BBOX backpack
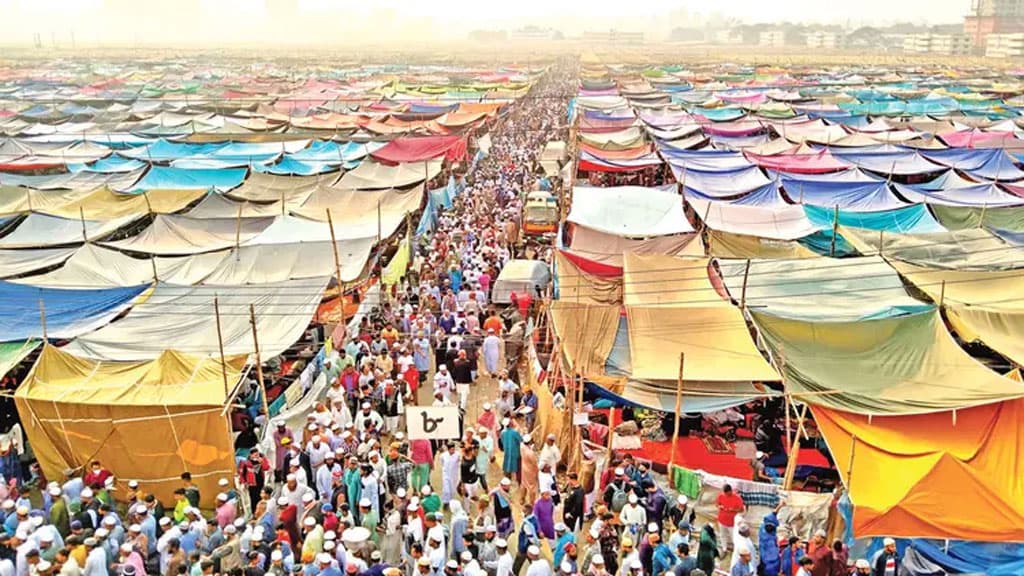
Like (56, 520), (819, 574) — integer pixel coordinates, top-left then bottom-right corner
(610, 483), (628, 513)
(518, 515), (540, 554)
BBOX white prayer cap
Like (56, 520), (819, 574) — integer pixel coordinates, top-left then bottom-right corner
(303, 517), (316, 527)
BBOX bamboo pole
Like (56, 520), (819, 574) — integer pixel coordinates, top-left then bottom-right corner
(845, 435), (858, 493)
(38, 297), (47, 340)
(79, 206), (87, 242)
(829, 205), (838, 257)
(377, 198), (382, 243)
(782, 403), (807, 490)
(939, 280), (946, 308)
(234, 204), (243, 250)
(740, 259), (751, 309)
(142, 191), (153, 215)
(214, 296), (230, 397)
(668, 353), (685, 471)
(249, 304), (271, 424)
(326, 209), (346, 318)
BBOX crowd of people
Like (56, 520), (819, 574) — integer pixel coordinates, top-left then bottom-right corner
(0, 58), (902, 576)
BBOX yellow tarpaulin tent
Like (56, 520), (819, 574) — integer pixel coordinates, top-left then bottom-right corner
(15, 345), (241, 507)
(815, 400), (1024, 541)
(623, 254), (779, 382)
(889, 261), (1024, 367)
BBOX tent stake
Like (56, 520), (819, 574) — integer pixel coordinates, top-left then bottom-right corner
(249, 304), (271, 427)
(668, 353), (685, 471)
(214, 296), (230, 397)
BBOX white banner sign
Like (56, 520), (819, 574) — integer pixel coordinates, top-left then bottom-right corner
(405, 406), (461, 440)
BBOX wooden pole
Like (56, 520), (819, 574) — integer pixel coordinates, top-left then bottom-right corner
(249, 304), (271, 424)
(234, 203), (243, 250)
(845, 435), (858, 493)
(782, 404), (807, 490)
(326, 209), (346, 315)
(668, 353), (685, 471)
(79, 206), (88, 242)
(214, 296), (230, 397)
(784, 392), (792, 455)
(38, 297), (47, 340)
(377, 198), (382, 243)
(939, 280), (946, 308)
(740, 259), (751, 309)
(142, 191), (153, 215)
(829, 205), (838, 257)
(150, 255), (159, 283)
(878, 229), (884, 257)
(607, 406), (616, 453)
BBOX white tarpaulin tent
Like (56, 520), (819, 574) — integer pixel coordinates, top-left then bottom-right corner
(0, 213), (139, 248)
(0, 247), (76, 278)
(62, 277), (330, 361)
(186, 193), (290, 219)
(15, 244), (225, 287)
(687, 198), (822, 240)
(201, 239), (376, 284)
(336, 160), (442, 190)
(104, 215), (274, 255)
(492, 260), (551, 304)
(568, 185), (693, 237)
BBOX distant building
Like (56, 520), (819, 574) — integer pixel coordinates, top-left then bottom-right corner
(712, 29), (744, 45)
(758, 30), (786, 47)
(986, 32), (1024, 56)
(508, 26), (561, 41)
(965, 0), (1024, 50)
(806, 31), (843, 49)
(582, 29), (644, 44)
(903, 33), (973, 55)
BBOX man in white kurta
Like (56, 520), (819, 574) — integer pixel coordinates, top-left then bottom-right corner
(482, 330), (501, 376)
(439, 444), (461, 504)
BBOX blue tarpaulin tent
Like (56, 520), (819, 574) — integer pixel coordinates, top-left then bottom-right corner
(0, 282), (148, 341)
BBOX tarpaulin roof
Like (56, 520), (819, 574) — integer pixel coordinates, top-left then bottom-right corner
(706, 230), (820, 259)
(930, 204), (1024, 231)
(889, 261), (1024, 366)
(830, 149), (945, 176)
(225, 171), (331, 203)
(61, 277), (329, 361)
(814, 400), (1024, 541)
(565, 225), (703, 273)
(200, 239), (375, 285)
(0, 247), (76, 279)
(104, 215), (274, 255)
(568, 185), (693, 237)
(688, 197), (822, 240)
(578, 127), (646, 151)
(0, 281), (147, 342)
(0, 340), (39, 379)
(675, 165), (771, 196)
(623, 254), (779, 382)
(15, 345), (238, 508)
(781, 177), (909, 211)
(578, 150), (663, 172)
(717, 256), (930, 321)
(16, 244), (224, 287)
(752, 309), (1024, 414)
(0, 213), (139, 248)
(842, 227), (1022, 269)
(660, 149), (752, 171)
(553, 251), (623, 304)
(744, 149), (849, 174)
(291, 184), (423, 230)
(369, 135), (468, 164)
(804, 204), (946, 234)
(336, 160), (442, 190)
(185, 193), (289, 219)
(128, 166), (248, 192)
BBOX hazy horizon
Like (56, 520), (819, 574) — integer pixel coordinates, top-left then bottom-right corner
(0, 0), (972, 46)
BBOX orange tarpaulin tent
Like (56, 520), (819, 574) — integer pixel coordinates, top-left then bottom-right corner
(814, 400), (1024, 541)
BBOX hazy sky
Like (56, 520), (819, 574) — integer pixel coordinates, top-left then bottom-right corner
(0, 0), (972, 45)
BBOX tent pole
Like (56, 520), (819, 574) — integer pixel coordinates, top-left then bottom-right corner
(326, 209), (345, 319)
(26, 189), (32, 211)
(214, 296), (230, 397)
(38, 297), (47, 340)
(377, 198), (382, 243)
(782, 403), (807, 490)
(249, 304), (271, 425)
(142, 191), (153, 215)
(740, 259), (751, 310)
(829, 205), (838, 257)
(281, 190), (286, 216)
(878, 230), (884, 257)
(234, 203), (243, 250)
(607, 406), (616, 454)
(79, 206), (87, 242)
(978, 202), (988, 229)
(150, 255), (158, 283)
(845, 435), (858, 494)
(939, 280), (946, 308)
(668, 353), (684, 472)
